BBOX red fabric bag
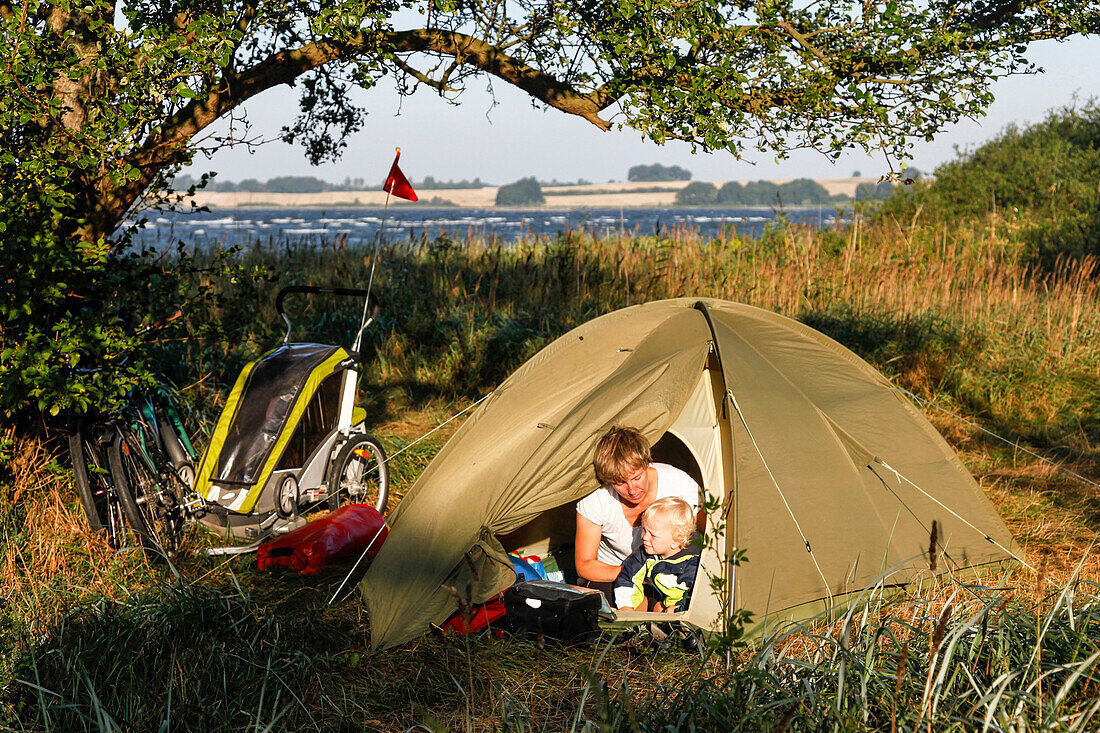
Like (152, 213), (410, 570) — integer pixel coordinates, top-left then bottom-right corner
(258, 504), (387, 575)
(440, 594), (506, 636)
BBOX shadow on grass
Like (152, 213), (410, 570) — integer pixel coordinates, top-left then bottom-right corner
(0, 565), (640, 732)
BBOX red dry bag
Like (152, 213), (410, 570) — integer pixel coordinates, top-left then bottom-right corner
(258, 504), (387, 575)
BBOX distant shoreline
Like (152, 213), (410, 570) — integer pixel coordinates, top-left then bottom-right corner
(189, 177), (875, 210)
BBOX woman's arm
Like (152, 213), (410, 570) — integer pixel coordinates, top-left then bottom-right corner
(575, 513), (622, 583)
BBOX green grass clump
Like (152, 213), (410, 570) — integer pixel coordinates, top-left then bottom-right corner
(3, 583), (345, 731)
(4, 571), (1098, 731)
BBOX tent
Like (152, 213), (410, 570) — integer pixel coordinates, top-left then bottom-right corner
(361, 298), (1023, 649)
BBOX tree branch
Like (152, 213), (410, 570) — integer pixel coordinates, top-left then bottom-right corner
(97, 27), (621, 231)
(382, 28), (617, 127)
(391, 56), (459, 92)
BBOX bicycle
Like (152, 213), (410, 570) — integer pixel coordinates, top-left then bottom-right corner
(68, 383), (205, 560)
(66, 309), (207, 560)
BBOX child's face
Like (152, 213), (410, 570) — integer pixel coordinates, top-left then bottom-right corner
(642, 515), (681, 557)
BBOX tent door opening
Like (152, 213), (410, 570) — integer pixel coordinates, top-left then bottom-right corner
(498, 365), (730, 622)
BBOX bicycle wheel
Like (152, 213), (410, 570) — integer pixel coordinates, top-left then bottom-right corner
(68, 430), (107, 533)
(326, 434), (389, 513)
(69, 428), (130, 547)
(108, 431), (181, 560)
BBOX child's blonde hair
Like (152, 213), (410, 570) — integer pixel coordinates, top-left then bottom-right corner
(592, 426), (652, 485)
(642, 496), (695, 547)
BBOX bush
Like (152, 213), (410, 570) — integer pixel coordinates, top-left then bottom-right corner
(628, 163), (692, 182)
(877, 102), (1100, 264)
(495, 177), (545, 206)
(675, 181), (718, 205)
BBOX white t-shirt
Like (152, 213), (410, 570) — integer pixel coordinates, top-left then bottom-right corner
(576, 463), (701, 566)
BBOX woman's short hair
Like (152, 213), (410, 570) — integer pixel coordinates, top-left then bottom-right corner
(593, 426), (652, 485)
(642, 497), (696, 546)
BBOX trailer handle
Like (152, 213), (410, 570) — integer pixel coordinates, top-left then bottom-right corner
(275, 286), (381, 346)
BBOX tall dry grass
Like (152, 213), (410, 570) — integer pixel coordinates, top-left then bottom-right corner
(2, 216), (1097, 730)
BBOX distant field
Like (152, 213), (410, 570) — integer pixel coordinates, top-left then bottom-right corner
(188, 177), (874, 208)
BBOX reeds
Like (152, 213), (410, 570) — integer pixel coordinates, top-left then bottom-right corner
(566, 569), (1100, 732)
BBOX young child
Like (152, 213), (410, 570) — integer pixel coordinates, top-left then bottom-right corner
(613, 496), (700, 612)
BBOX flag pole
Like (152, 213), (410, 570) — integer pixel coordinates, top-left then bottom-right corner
(367, 147), (399, 305)
(366, 187), (391, 305)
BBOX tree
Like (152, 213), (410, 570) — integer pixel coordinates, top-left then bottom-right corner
(675, 181), (718, 205)
(496, 177), (544, 206)
(880, 102), (1100, 264)
(628, 163), (692, 182)
(5, 1), (1098, 245)
(855, 181), (896, 201)
(2, 0), (1098, 419)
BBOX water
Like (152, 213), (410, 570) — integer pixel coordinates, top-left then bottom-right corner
(127, 205), (843, 249)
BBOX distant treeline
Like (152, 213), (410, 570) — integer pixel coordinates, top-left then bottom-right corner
(677, 178), (842, 205)
(676, 177), (903, 206)
(170, 174), (495, 193)
(170, 171), (902, 205)
(170, 174), (597, 193)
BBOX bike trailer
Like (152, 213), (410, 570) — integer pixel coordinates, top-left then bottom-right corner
(195, 286), (388, 540)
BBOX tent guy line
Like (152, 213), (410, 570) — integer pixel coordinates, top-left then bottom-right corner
(873, 458), (1037, 573)
(380, 392), (493, 466)
(897, 388), (1100, 491)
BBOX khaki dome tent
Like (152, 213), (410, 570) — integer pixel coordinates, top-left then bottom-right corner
(361, 298), (1022, 649)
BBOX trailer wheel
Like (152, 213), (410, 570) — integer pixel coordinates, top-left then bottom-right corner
(276, 474), (300, 518)
(327, 434), (389, 514)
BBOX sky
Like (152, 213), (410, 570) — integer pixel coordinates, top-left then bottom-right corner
(186, 34), (1100, 186)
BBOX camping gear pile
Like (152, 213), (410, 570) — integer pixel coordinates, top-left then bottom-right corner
(359, 298), (1024, 649)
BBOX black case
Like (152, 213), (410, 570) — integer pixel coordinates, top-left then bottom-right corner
(503, 581), (603, 644)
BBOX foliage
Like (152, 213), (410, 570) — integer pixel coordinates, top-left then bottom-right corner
(674, 181), (718, 205)
(877, 102), (1100, 264)
(164, 216), (1098, 460)
(1, 218), (1098, 730)
(3, 1), (1097, 427)
(418, 176), (488, 190)
(495, 177), (545, 206)
(3, 584), (344, 730)
(565, 578), (1100, 732)
(5, 0), (1097, 245)
(718, 178), (840, 206)
(856, 180), (897, 201)
(172, 173), (492, 192)
(628, 163), (693, 182)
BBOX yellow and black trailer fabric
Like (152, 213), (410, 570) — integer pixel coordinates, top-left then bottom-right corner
(194, 343), (352, 514)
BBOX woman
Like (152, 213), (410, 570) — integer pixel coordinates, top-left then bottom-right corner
(574, 426), (702, 598)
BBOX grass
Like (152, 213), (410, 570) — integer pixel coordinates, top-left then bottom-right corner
(2, 213), (1099, 730)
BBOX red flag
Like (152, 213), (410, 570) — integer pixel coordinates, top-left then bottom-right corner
(383, 148), (418, 201)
